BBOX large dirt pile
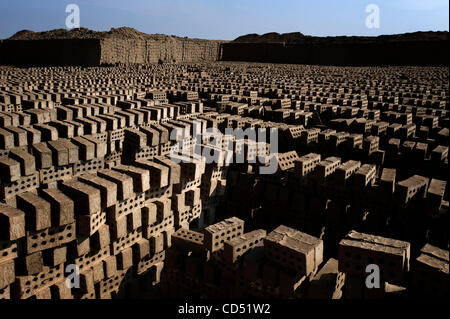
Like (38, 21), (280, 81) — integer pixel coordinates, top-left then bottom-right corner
(0, 27), (225, 66)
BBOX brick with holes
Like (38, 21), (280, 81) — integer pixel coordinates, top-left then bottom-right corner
(204, 217), (244, 252)
(264, 225), (323, 277)
(338, 230), (410, 285)
(223, 229), (266, 265)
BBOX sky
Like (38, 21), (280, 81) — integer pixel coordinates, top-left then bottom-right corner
(0, 0), (448, 40)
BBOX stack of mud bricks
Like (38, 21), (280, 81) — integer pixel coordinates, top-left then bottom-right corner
(1, 62), (449, 299)
(338, 230), (410, 299)
(164, 219), (329, 299)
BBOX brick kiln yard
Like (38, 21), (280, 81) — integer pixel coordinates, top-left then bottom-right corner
(0, 62), (448, 299)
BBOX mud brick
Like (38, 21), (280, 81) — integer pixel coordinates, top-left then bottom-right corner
(0, 113), (12, 127)
(39, 164), (72, 185)
(25, 222), (75, 254)
(82, 135), (107, 158)
(134, 160), (169, 189)
(139, 126), (160, 146)
(0, 285), (11, 299)
(150, 232), (165, 254)
(31, 142), (53, 169)
(145, 184), (173, 202)
(204, 217), (244, 252)
(78, 210), (106, 236)
(107, 192), (145, 222)
(0, 259), (15, 289)
(112, 164), (150, 193)
(30, 286), (50, 299)
(150, 123), (169, 143)
(73, 269), (96, 299)
(90, 224), (110, 251)
(97, 268), (129, 298)
(0, 127), (14, 149)
(8, 149), (36, 176)
(172, 192), (187, 212)
(48, 120), (74, 138)
(73, 158), (104, 177)
(0, 157), (20, 182)
(127, 109), (145, 125)
(20, 126), (41, 145)
(109, 113), (127, 128)
(47, 140), (69, 166)
(25, 109), (50, 124)
(334, 160), (361, 186)
(396, 175), (429, 204)
(67, 236), (90, 259)
(4, 126), (27, 147)
(74, 118), (97, 134)
(143, 214), (174, 239)
(102, 255), (117, 279)
(164, 227), (175, 248)
(427, 179), (446, 209)
(97, 115), (118, 131)
(60, 180), (100, 215)
(13, 263), (64, 299)
(124, 128), (147, 149)
(171, 228), (205, 254)
(33, 124), (58, 141)
(16, 192), (51, 231)
(39, 188), (75, 227)
(154, 197), (172, 221)
(73, 246), (110, 274)
(56, 105), (74, 120)
(410, 244), (448, 297)
(185, 188), (201, 207)
(127, 209), (142, 231)
(42, 246), (67, 267)
(77, 174), (117, 210)
(109, 214), (128, 240)
(338, 231), (410, 285)
(170, 153), (206, 180)
(49, 280), (73, 299)
(97, 169), (134, 201)
(308, 258), (345, 299)
(63, 120), (84, 136)
(354, 164), (376, 189)
(58, 139), (79, 164)
(264, 225), (323, 276)
(21, 251), (44, 276)
(380, 168), (396, 195)
(132, 239), (150, 263)
(431, 145), (448, 164)
(111, 227), (143, 255)
(116, 247), (133, 270)
(136, 251), (165, 275)
(86, 116), (107, 133)
(223, 230), (266, 265)
(153, 156), (181, 185)
(92, 261), (105, 284)
(0, 240), (18, 264)
(152, 261), (164, 283)
(142, 200), (157, 225)
(116, 110), (135, 127)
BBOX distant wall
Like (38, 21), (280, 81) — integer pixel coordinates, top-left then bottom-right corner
(99, 38), (222, 64)
(221, 41), (449, 66)
(0, 38), (223, 66)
